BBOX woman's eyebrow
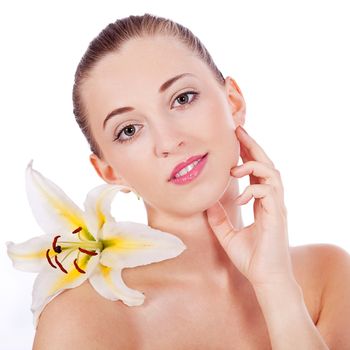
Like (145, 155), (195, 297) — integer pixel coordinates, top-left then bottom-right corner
(102, 73), (196, 129)
(158, 72), (195, 93)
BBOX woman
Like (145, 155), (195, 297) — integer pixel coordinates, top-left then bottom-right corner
(33, 13), (350, 349)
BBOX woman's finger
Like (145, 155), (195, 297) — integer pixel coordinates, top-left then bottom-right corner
(236, 126), (275, 168)
(206, 201), (239, 248)
(231, 160), (285, 203)
(234, 183), (283, 219)
(231, 160), (280, 186)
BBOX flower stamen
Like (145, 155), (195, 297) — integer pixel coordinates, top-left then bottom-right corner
(72, 227), (82, 234)
(73, 258), (86, 274)
(60, 248), (75, 264)
(46, 249), (57, 269)
(72, 226), (87, 242)
(54, 255), (68, 274)
(46, 227), (99, 273)
(78, 247), (98, 256)
(52, 235), (62, 253)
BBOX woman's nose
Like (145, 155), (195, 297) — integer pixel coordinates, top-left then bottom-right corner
(161, 140), (184, 158)
(152, 123), (185, 158)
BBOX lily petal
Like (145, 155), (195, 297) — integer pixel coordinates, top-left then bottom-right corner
(100, 221), (187, 269)
(89, 264), (145, 306)
(26, 161), (94, 240)
(31, 252), (100, 328)
(6, 234), (53, 272)
(83, 183), (132, 239)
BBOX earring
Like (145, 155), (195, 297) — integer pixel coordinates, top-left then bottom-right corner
(130, 188), (141, 200)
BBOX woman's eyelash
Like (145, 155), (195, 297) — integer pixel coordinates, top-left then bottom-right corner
(113, 91), (200, 144)
(113, 124), (143, 144)
(172, 90), (199, 108)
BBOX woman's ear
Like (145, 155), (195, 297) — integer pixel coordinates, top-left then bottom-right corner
(89, 153), (131, 193)
(224, 76), (246, 128)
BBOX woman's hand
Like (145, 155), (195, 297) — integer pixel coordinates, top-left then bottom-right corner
(206, 125), (296, 289)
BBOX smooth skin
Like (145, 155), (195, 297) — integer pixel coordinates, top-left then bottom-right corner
(33, 35), (350, 349)
(207, 125), (292, 289)
(33, 126), (350, 349)
(207, 126), (350, 349)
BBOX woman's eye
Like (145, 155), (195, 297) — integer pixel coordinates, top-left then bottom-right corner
(114, 124), (142, 144)
(113, 91), (199, 145)
(172, 91), (199, 108)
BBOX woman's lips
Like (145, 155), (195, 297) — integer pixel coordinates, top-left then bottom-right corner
(168, 153), (209, 184)
(169, 153), (208, 181)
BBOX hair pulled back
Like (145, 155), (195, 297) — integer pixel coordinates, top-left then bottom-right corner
(72, 13), (225, 159)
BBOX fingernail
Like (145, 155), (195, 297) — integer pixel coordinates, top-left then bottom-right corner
(231, 166), (241, 174)
(239, 126), (248, 135)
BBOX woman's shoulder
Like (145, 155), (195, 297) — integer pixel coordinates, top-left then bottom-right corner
(290, 242), (350, 284)
(33, 280), (136, 350)
(290, 243), (350, 335)
(290, 243), (350, 347)
(32, 243), (350, 348)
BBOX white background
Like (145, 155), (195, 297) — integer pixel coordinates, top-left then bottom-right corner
(1, 1), (349, 349)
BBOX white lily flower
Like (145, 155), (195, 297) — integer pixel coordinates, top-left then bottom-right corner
(7, 161), (187, 328)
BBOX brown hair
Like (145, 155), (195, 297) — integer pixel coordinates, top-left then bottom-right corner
(72, 13), (225, 159)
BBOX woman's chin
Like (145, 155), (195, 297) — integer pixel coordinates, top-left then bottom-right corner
(172, 177), (233, 214)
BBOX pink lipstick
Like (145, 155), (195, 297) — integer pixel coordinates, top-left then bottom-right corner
(168, 153), (208, 185)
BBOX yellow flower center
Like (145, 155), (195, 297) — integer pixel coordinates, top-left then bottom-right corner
(45, 227), (102, 274)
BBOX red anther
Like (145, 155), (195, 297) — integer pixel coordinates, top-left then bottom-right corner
(46, 249), (57, 269)
(78, 247), (98, 256)
(72, 227), (82, 234)
(54, 255), (68, 274)
(52, 235), (61, 253)
(73, 258), (86, 274)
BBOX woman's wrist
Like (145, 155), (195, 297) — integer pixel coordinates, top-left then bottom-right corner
(252, 279), (329, 349)
(252, 278), (304, 329)
(252, 277), (303, 305)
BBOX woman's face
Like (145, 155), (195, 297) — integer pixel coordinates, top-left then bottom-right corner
(82, 35), (245, 217)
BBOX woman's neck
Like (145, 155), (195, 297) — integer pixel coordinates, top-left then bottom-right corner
(144, 178), (244, 285)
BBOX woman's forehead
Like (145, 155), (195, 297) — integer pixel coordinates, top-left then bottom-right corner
(87, 36), (209, 85)
(81, 36), (218, 127)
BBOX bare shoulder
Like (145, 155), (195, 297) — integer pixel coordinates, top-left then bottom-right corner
(290, 243), (350, 288)
(33, 281), (136, 350)
(290, 242), (350, 260)
(290, 243), (350, 348)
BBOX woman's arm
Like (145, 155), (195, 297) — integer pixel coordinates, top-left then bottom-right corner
(253, 278), (329, 349)
(313, 244), (350, 348)
(206, 126), (337, 349)
(253, 243), (350, 349)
